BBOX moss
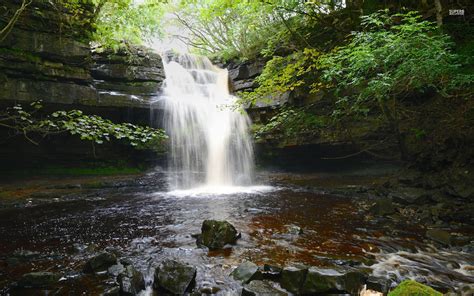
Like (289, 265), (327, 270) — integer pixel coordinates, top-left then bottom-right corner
(0, 165), (144, 177)
(41, 166), (143, 176)
(0, 191), (11, 199)
(388, 280), (442, 296)
(0, 47), (42, 63)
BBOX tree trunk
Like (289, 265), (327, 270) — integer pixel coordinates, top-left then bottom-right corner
(434, 0), (443, 26)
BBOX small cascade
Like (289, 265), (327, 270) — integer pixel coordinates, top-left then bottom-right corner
(160, 54), (254, 190)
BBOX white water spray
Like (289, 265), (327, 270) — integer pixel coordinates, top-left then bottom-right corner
(160, 54), (254, 190)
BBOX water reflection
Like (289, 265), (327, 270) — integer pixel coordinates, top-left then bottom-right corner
(0, 173), (472, 294)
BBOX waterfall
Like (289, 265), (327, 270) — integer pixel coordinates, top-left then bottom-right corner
(160, 54), (254, 190)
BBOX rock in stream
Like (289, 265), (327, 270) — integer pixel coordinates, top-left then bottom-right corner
(198, 219), (240, 249)
(153, 259), (197, 294)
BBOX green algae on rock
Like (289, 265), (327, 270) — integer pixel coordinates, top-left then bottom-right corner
(388, 280), (442, 296)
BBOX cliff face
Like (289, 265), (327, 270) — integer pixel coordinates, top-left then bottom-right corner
(0, 1), (165, 169)
(225, 59), (394, 167)
(0, 0), (164, 112)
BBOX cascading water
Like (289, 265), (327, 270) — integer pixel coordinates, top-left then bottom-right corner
(160, 54), (254, 190)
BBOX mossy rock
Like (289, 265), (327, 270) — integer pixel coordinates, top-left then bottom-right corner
(200, 220), (239, 250)
(83, 252), (117, 273)
(388, 280), (442, 296)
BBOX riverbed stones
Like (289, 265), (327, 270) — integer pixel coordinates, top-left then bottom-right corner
(279, 267), (367, 295)
(366, 275), (392, 294)
(242, 280), (289, 296)
(103, 285), (120, 296)
(280, 266), (308, 294)
(301, 268), (343, 294)
(260, 264), (283, 281)
(389, 187), (431, 205)
(6, 249), (41, 266)
(285, 224), (303, 235)
(83, 252), (118, 273)
(426, 229), (452, 246)
(370, 198), (396, 216)
(199, 220), (239, 249)
(341, 271), (368, 295)
(117, 265), (145, 295)
(108, 263), (126, 277)
(231, 261), (259, 283)
(17, 271), (60, 288)
(153, 259), (196, 294)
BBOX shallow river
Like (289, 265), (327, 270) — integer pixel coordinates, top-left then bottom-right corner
(0, 169), (473, 295)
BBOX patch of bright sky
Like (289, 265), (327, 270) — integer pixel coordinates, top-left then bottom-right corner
(134, 0), (189, 53)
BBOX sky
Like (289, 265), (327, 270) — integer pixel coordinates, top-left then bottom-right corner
(133, 0), (190, 53)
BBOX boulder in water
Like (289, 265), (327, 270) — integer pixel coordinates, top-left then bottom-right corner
(370, 198), (396, 216)
(301, 268), (367, 295)
(230, 261), (259, 283)
(199, 220), (239, 249)
(117, 265), (145, 296)
(260, 264), (283, 281)
(389, 187), (431, 205)
(367, 275), (393, 294)
(341, 271), (368, 295)
(242, 280), (289, 296)
(83, 252), (117, 273)
(301, 268), (343, 294)
(280, 266), (308, 294)
(17, 271), (60, 288)
(108, 263), (126, 277)
(426, 229), (452, 246)
(153, 259), (196, 294)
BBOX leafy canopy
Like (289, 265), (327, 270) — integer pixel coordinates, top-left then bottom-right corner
(319, 10), (470, 118)
(54, 0), (166, 51)
(92, 0), (165, 51)
(167, 0), (349, 61)
(169, 0), (288, 60)
(246, 10), (473, 155)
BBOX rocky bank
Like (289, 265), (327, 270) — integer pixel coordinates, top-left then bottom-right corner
(0, 0), (166, 168)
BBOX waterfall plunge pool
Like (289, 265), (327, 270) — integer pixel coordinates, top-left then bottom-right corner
(0, 169), (472, 295)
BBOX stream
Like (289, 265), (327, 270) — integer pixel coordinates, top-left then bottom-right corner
(0, 169), (473, 295)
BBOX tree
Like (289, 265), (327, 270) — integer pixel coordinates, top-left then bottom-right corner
(168, 0), (285, 60)
(244, 10), (472, 159)
(1, 0), (166, 51)
(92, 0), (166, 51)
(318, 11), (466, 158)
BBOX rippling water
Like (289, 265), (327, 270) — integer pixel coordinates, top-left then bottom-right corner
(0, 171), (472, 295)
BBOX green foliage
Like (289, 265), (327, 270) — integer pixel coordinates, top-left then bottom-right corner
(388, 280), (442, 296)
(53, 0), (165, 51)
(319, 10), (469, 117)
(169, 0), (288, 61)
(36, 166), (143, 176)
(248, 10), (471, 112)
(0, 101), (167, 149)
(168, 0), (350, 60)
(255, 107), (325, 144)
(241, 48), (320, 106)
(244, 10), (473, 159)
(92, 0), (165, 52)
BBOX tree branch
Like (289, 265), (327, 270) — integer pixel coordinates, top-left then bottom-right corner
(0, 0), (32, 43)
